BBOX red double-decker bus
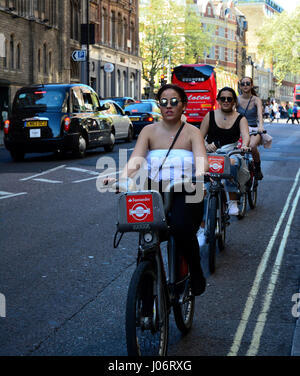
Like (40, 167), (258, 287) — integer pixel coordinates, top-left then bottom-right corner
(293, 84), (300, 116)
(171, 64), (239, 127)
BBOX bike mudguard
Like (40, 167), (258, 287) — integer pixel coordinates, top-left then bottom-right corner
(117, 190), (168, 233)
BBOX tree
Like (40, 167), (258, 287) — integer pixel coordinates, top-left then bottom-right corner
(256, 6), (300, 84)
(140, 0), (211, 97)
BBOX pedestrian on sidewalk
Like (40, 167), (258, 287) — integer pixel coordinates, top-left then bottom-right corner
(286, 106), (293, 123)
(292, 104), (299, 124)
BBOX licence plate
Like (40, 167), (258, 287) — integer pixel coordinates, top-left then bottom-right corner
(30, 129), (41, 138)
(130, 117), (140, 121)
(26, 120), (47, 127)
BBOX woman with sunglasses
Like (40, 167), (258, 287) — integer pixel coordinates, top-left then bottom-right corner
(237, 77), (265, 180)
(104, 83), (208, 296)
(199, 87), (250, 222)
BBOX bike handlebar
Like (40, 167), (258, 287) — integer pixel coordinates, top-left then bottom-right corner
(249, 130), (267, 136)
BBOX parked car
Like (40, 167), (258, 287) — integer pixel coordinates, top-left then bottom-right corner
(124, 102), (162, 137)
(105, 97), (136, 109)
(99, 99), (134, 142)
(4, 84), (116, 161)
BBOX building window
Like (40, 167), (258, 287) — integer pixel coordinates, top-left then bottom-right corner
(10, 34), (14, 70)
(16, 43), (21, 70)
(43, 43), (47, 74)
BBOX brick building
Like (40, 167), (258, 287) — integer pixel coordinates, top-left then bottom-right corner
(0, 0), (71, 124)
(86, 0), (142, 99)
(0, 0), (142, 126)
(196, 0), (248, 78)
(235, 0), (299, 103)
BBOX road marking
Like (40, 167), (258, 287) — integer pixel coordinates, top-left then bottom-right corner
(0, 192), (27, 200)
(20, 165), (66, 181)
(228, 167), (300, 356)
(72, 169), (122, 183)
(247, 185), (300, 355)
(66, 167), (99, 176)
(33, 179), (63, 184)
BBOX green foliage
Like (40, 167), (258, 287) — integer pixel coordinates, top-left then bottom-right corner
(257, 5), (300, 83)
(140, 0), (212, 95)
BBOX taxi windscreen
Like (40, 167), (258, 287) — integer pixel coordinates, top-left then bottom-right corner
(13, 89), (66, 111)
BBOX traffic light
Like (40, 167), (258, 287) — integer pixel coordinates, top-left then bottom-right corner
(160, 74), (167, 86)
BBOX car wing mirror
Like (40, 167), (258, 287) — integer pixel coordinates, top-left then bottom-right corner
(125, 111), (131, 116)
(99, 103), (110, 111)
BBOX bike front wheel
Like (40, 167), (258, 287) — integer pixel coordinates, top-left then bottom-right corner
(248, 179), (258, 209)
(238, 192), (247, 219)
(126, 260), (169, 356)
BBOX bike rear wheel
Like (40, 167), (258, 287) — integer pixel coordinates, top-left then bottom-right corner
(126, 260), (169, 356)
(207, 195), (217, 274)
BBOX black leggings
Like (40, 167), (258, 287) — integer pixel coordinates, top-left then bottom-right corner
(146, 179), (205, 294)
(167, 192), (205, 294)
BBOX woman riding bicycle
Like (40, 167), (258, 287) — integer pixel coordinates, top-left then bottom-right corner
(199, 87), (250, 219)
(104, 84), (209, 296)
(237, 77), (265, 180)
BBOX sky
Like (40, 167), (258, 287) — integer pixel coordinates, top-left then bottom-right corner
(275, 0), (300, 12)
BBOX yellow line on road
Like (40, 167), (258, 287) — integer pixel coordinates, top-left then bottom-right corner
(228, 168), (300, 356)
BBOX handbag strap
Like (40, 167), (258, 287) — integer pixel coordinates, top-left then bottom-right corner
(153, 122), (185, 181)
(243, 95), (253, 117)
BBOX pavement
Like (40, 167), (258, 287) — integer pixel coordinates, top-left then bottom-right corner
(0, 120), (299, 356)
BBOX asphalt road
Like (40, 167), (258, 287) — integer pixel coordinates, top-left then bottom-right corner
(0, 122), (300, 357)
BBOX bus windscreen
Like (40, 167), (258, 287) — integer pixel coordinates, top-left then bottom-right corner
(173, 65), (215, 83)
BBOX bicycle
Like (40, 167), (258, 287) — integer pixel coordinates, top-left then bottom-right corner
(114, 178), (204, 356)
(244, 130), (267, 209)
(204, 149), (248, 274)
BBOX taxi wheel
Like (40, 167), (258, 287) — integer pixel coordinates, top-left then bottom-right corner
(10, 149), (25, 162)
(74, 134), (87, 158)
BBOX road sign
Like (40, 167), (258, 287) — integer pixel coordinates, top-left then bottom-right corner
(72, 50), (86, 62)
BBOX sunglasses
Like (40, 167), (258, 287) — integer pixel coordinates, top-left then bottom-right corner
(241, 82), (251, 87)
(219, 96), (234, 103)
(159, 97), (182, 107)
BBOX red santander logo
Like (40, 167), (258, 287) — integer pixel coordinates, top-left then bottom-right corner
(208, 156), (225, 174)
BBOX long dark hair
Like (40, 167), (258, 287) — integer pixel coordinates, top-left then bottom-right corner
(240, 76), (258, 96)
(217, 87), (238, 104)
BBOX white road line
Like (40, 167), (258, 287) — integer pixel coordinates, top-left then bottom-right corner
(72, 170), (122, 184)
(247, 185), (300, 356)
(228, 168), (300, 356)
(66, 167), (99, 176)
(0, 191), (12, 195)
(20, 165), (66, 181)
(0, 192), (27, 200)
(33, 179), (63, 184)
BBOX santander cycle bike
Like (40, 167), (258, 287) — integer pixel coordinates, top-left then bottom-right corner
(113, 178), (204, 356)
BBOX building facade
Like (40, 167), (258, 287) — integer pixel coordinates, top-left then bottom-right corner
(0, 0), (70, 120)
(196, 0), (248, 78)
(0, 0), (142, 124)
(235, 0), (298, 103)
(85, 0), (142, 99)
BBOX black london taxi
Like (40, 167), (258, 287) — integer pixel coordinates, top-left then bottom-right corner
(4, 84), (116, 161)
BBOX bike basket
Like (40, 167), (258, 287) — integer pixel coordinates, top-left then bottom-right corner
(117, 191), (168, 233)
(208, 154), (231, 176)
